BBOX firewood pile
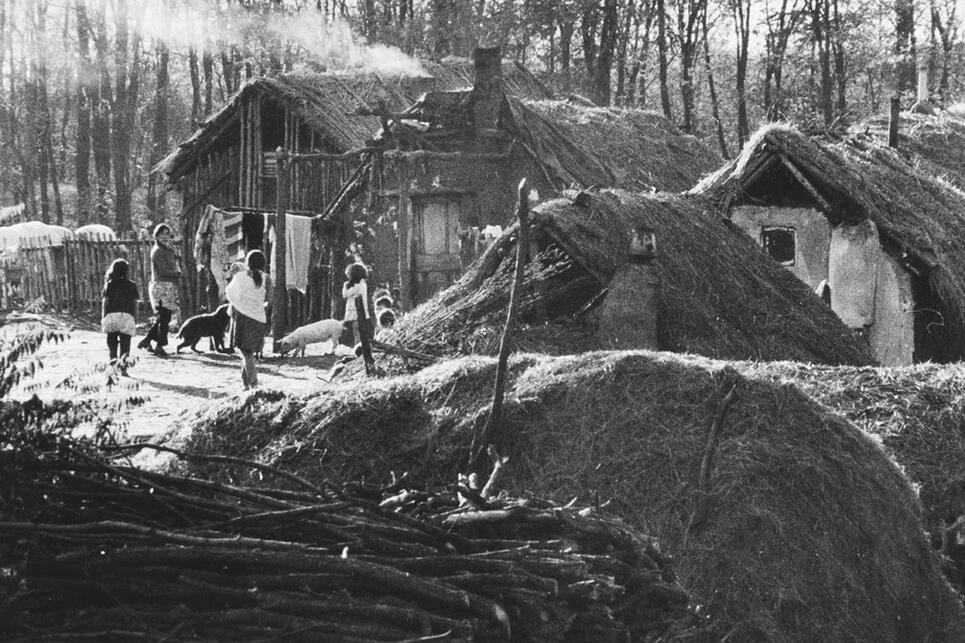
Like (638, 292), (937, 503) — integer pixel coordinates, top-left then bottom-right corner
(0, 438), (710, 641)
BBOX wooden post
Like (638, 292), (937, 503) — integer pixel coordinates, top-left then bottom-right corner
(272, 148), (289, 353)
(888, 97), (900, 149)
(397, 163), (413, 310)
(469, 178), (531, 469)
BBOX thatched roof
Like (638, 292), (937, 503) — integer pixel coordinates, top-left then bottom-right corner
(392, 93), (721, 192)
(386, 188), (873, 365)
(690, 123), (965, 358)
(155, 59), (553, 184)
(510, 100), (722, 192)
(169, 351), (965, 641)
(853, 107), (965, 190)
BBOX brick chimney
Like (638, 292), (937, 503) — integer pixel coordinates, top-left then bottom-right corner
(472, 47), (503, 140)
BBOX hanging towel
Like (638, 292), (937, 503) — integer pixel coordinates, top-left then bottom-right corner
(268, 214), (313, 294)
(194, 205), (215, 268)
(206, 208), (244, 301)
(223, 210), (245, 260)
(286, 214), (312, 294)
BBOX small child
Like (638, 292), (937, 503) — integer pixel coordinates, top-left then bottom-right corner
(342, 262), (375, 374)
(101, 258), (138, 373)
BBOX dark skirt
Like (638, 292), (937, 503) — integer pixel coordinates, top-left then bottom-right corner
(231, 312), (266, 354)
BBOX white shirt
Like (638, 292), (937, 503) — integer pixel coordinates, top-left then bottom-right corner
(226, 271), (270, 323)
(342, 280), (370, 321)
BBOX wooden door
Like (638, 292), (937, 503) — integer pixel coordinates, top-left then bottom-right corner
(413, 196), (463, 303)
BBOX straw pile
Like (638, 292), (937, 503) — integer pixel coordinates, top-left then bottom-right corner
(166, 350), (965, 641)
(384, 190), (874, 366)
(736, 360), (965, 590)
(0, 428), (707, 641)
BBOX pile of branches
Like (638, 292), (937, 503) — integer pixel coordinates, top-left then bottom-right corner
(0, 436), (710, 642)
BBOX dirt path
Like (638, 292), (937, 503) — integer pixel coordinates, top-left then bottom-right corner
(7, 318), (346, 440)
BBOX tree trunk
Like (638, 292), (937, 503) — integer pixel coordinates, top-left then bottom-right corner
(678, 0), (703, 133)
(146, 41), (169, 223)
(894, 0), (915, 94)
(734, 0), (751, 144)
(832, 0), (846, 118)
(111, 0), (139, 234)
(581, 3), (599, 80)
(702, 11), (729, 159)
(188, 47), (201, 127)
(656, 0), (672, 120)
(615, 0), (637, 106)
(92, 1), (112, 222)
(203, 49), (214, 116)
(593, 0), (618, 105)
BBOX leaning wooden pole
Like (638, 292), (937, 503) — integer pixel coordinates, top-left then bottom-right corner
(469, 178), (530, 469)
(272, 148), (289, 353)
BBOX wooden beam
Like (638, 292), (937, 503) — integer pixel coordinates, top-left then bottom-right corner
(775, 152), (833, 214)
(272, 148), (290, 353)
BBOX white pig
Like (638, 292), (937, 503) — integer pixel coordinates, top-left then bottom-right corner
(278, 319), (345, 357)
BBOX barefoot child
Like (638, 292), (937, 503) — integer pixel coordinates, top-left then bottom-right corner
(342, 262), (375, 375)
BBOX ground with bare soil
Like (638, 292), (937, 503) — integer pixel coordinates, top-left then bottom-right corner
(4, 314), (347, 440)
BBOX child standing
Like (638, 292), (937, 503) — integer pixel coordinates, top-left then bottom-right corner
(101, 258), (138, 373)
(342, 262), (375, 374)
(225, 250), (272, 389)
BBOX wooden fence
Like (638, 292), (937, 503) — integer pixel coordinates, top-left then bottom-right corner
(18, 236), (159, 316)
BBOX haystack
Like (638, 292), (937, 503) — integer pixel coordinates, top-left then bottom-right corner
(692, 123), (965, 360)
(168, 351), (965, 641)
(383, 189), (873, 366)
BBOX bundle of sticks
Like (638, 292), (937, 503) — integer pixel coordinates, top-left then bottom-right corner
(0, 439), (710, 641)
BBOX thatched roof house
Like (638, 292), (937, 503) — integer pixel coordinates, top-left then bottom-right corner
(369, 50), (721, 306)
(690, 123), (965, 365)
(151, 56), (552, 320)
(155, 59), (553, 184)
(386, 188), (873, 365)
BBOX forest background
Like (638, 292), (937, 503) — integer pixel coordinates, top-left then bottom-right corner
(1, 0), (962, 235)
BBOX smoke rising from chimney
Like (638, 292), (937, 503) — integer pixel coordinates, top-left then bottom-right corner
(126, 0), (427, 76)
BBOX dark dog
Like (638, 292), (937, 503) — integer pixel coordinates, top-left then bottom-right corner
(137, 303), (173, 356)
(176, 304), (230, 354)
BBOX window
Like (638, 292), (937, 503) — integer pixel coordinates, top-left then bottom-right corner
(761, 227), (796, 265)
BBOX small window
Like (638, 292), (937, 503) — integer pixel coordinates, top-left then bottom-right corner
(761, 226), (795, 265)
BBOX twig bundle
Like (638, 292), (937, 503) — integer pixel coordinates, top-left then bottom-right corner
(0, 436), (708, 641)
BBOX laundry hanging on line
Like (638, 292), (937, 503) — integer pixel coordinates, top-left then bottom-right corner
(268, 213), (313, 294)
(195, 206), (264, 300)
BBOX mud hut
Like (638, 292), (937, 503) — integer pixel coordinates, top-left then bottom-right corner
(691, 123), (965, 366)
(364, 48), (721, 306)
(152, 57), (553, 320)
(167, 351), (965, 641)
(386, 188), (873, 366)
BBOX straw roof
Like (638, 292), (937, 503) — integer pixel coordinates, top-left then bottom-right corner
(154, 59), (552, 184)
(169, 351), (965, 641)
(853, 107), (965, 190)
(387, 189), (873, 365)
(691, 122), (965, 359)
(392, 93), (721, 193)
(509, 100), (722, 192)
